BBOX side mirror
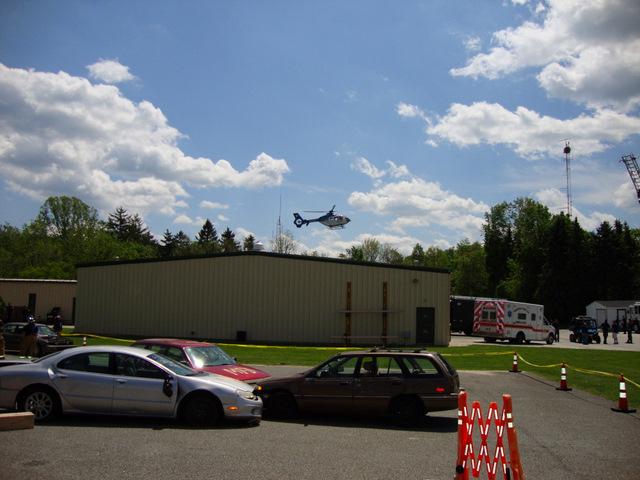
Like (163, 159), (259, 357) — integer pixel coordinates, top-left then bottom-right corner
(163, 376), (174, 397)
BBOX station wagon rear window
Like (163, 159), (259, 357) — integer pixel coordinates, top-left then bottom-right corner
(401, 356), (441, 376)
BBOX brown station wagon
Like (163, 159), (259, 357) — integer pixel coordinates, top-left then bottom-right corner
(255, 349), (460, 424)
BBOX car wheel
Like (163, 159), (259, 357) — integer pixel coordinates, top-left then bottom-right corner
(181, 394), (221, 427)
(390, 396), (424, 426)
(19, 386), (60, 422)
(266, 391), (298, 419)
(515, 332), (525, 345)
(546, 333), (555, 345)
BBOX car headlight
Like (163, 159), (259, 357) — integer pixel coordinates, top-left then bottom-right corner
(236, 389), (258, 401)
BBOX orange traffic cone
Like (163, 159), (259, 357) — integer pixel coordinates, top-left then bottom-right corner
(556, 363), (572, 391)
(82, 336), (87, 346)
(509, 352), (521, 373)
(611, 374), (637, 413)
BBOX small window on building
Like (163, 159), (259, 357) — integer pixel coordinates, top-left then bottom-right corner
(517, 313), (527, 321)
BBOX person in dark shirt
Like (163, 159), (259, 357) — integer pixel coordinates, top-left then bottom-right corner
(21, 316), (38, 357)
(601, 319), (610, 344)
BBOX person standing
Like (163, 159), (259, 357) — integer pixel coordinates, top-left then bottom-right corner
(553, 319), (560, 342)
(626, 319), (633, 344)
(21, 316), (38, 357)
(612, 320), (619, 345)
(601, 319), (610, 344)
(53, 315), (63, 335)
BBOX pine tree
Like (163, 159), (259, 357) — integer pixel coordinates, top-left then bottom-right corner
(196, 219), (219, 254)
(106, 207), (131, 241)
(220, 227), (240, 252)
(159, 229), (176, 258)
(243, 234), (255, 251)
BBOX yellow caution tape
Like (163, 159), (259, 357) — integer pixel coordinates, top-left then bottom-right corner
(61, 333), (640, 389)
(64, 333), (355, 351)
(517, 352), (639, 389)
(441, 351), (514, 357)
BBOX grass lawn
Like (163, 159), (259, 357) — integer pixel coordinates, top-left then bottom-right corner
(65, 330), (640, 410)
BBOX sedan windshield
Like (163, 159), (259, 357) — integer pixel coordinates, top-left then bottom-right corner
(37, 325), (57, 336)
(149, 353), (199, 376)
(185, 346), (236, 368)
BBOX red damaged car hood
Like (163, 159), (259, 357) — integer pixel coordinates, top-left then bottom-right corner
(201, 364), (271, 382)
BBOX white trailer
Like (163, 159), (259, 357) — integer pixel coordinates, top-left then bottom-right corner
(626, 302), (640, 332)
(471, 298), (555, 344)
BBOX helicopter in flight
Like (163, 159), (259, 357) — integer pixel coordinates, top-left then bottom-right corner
(293, 205), (351, 229)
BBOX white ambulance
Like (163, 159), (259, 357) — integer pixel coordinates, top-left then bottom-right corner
(471, 297), (555, 344)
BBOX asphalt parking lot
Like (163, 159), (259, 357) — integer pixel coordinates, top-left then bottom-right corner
(1, 364), (639, 480)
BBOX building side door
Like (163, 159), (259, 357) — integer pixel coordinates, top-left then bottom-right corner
(416, 307), (435, 345)
(28, 293), (36, 315)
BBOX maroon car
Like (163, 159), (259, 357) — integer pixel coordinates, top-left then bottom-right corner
(132, 338), (270, 383)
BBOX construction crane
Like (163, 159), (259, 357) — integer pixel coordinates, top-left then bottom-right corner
(620, 154), (640, 204)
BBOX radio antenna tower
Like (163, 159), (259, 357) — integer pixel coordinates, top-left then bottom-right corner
(563, 141), (572, 217)
(276, 194), (283, 238)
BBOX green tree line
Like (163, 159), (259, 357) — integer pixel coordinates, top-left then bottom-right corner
(342, 197), (639, 322)
(1, 195), (638, 322)
(0, 196), (253, 279)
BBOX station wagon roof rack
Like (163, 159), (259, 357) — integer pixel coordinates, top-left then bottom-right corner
(367, 347), (429, 353)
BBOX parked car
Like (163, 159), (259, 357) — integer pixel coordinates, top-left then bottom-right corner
(569, 316), (601, 344)
(132, 338), (271, 383)
(255, 348), (460, 424)
(1, 322), (74, 357)
(0, 345), (262, 424)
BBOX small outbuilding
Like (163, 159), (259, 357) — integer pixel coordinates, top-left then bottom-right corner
(585, 300), (638, 326)
(76, 252), (451, 346)
(0, 278), (77, 324)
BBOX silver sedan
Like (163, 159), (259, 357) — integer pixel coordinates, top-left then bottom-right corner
(0, 345), (262, 425)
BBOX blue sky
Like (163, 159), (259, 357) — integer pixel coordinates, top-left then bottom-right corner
(1, 0), (639, 256)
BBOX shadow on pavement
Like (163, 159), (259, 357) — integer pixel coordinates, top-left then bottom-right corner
(263, 411), (457, 432)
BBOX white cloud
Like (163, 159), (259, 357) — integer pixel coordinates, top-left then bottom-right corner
(0, 64), (290, 216)
(386, 160), (410, 178)
(348, 161), (489, 241)
(350, 157), (411, 182)
(396, 102), (426, 119)
(450, 0), (640, 111)
(423, 102), (640, 158)
(87, 59), (135, 84)
(534, 187), (617, 230)
(217, 214), (229, 222)
(173, 214), (193, 225)
(200, 200), (229, 210)
(464, 36), (482, 52)
(351, 157), (385, 179)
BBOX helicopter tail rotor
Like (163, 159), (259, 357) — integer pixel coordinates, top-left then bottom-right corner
(293, 213), (307, 228)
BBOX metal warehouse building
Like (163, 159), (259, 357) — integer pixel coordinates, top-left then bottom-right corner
(76, 252), (451, 346)
(0, 278), (77, 323)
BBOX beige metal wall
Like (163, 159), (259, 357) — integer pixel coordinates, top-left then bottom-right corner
(76, 253), (450, 346)
(0, 279), (77, 323)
